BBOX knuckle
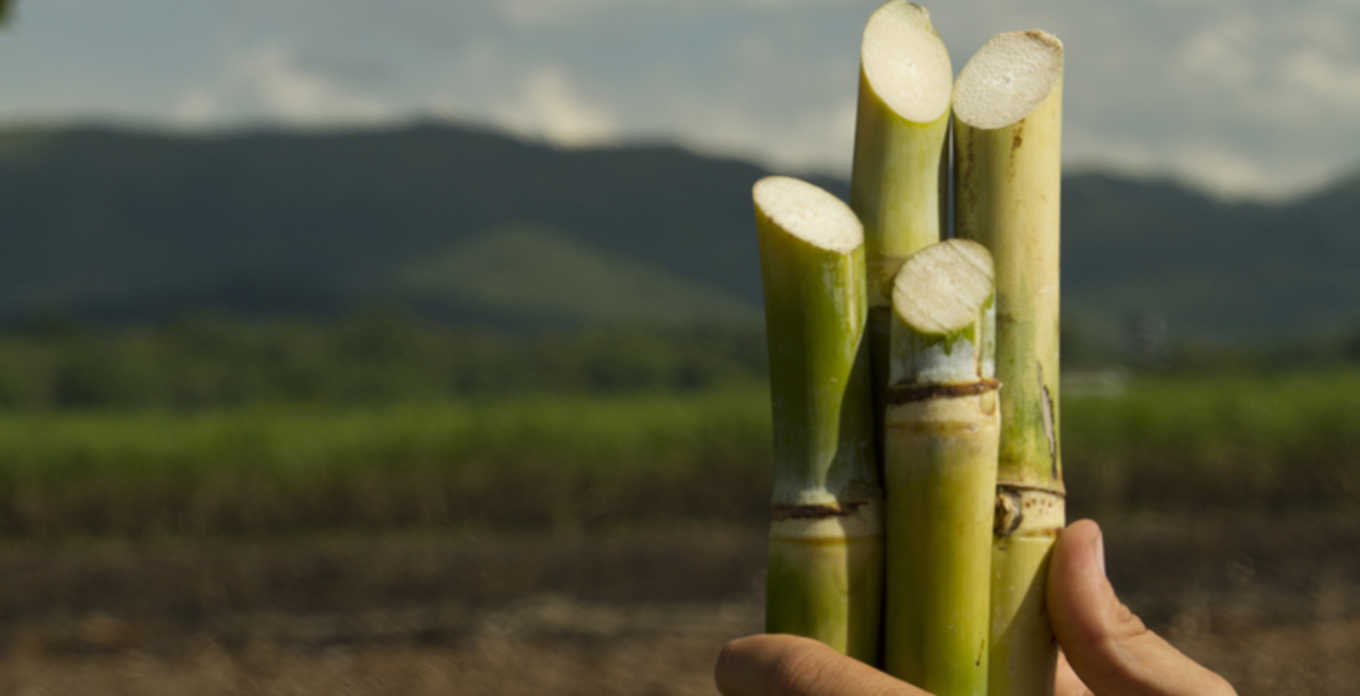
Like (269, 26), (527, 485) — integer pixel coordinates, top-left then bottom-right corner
(1108, 597), (1150, 642)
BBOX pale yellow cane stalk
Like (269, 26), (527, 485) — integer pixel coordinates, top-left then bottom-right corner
(849, 0), (953, 464)
(882, 239), (998, 695)
(753, 176), (881, 661)
(953, 30), (1065, 696)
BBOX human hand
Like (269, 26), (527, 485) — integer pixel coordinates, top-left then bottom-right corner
(715, 519), (1236, 695)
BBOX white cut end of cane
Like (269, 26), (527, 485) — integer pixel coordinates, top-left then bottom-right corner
(753, 176), (863, 254)
(889, 239), (995, 386)
(954, 30), (1063, 130)
(892, 239), (993, 336)
(860, 1), (953, 124)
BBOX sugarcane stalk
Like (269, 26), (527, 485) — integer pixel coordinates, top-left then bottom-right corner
(753, 175), (881, 661)
(849, 0), (953, 467)
(882, 239), (998, 695)
(953, 30), (1065, 696)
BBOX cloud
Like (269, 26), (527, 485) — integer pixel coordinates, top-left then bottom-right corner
(682, 97), (857, 175)
(707, 97), (854, 174)
(482, 65), (619, 146)
(1163, 143), (1299, 200)
(1067, 129), (1339, 201)
(1174, 15), (1258, 90)
(7, 0), (1359, 201)
(496, 0), (621, 26)
(497, 0), (594, 26)
(1173, 9), (1360, 124)
(171, 46), (395, 127)
(494, 0), (857, 27)
(1281, 49), (1360, 113)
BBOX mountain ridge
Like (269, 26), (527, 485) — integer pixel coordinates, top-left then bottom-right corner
(0, 121), (1355, 345)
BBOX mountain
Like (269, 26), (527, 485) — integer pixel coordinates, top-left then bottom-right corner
(0, 122), (1355, 346)
(393, 224), (757, 327)
(1062, 172), (1358, 345)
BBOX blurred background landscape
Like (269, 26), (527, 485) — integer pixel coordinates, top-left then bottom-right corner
(1, 1), (1358, 693)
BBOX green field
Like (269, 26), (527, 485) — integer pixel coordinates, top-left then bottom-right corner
(1, 368), (1357, 536)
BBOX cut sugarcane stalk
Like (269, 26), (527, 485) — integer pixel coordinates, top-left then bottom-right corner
(953, 29), (1065, 696)
(882, 239), (998, 695)
(849, 0), (953, 463)
(753, 175), (882, 661)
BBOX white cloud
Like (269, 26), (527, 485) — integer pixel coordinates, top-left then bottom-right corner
(1067, 130), (1340, 201)
(1066, 132), (1162, 175)
(483, 65), (619, 146)
(171, 46), (395, 127)
(496, 0), (609, 26)
(7, 0), (1358, 201)
(768, 98), (858, 174)
(651, 96), (856, 176)
(1281, 49), (1360, 113)
(494, 0), (858, 27)
(1164, 143), (1289, 199)
(1174, 15), (1258, 90)
(1173, 9), (1360, 125)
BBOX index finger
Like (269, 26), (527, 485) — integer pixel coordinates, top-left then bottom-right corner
(716, 634), (932, 696)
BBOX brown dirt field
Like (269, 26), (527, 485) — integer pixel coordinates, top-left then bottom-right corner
(0, 510), (1356, 694)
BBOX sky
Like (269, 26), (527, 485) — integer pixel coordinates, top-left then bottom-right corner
(2, 0), (1358, 201)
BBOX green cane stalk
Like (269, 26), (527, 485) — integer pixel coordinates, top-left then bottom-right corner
(882, 239), (999, 695)
(753, 175), (881, 661)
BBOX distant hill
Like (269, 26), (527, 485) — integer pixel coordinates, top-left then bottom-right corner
(0, 122), (1355, 346)
(393, 224), (756, 327)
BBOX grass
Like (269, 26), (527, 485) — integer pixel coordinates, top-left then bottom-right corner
(0, 368), (1357, 536)
(0, 387), (771, 534)
(0, 369), (1356, 694)
(1063, 369), (1360, 511)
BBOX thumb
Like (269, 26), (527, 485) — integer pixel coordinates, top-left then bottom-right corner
(1047, 520), (1236, 696)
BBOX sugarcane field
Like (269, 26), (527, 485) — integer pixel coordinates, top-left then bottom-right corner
(2, 1), (1358, 694)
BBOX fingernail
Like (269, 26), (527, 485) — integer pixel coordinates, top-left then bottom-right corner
(1091, 526), (1106, 578)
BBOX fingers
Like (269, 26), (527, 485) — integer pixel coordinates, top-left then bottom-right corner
(1047, 520), (1237, 696)
(715, 634), (931, 696)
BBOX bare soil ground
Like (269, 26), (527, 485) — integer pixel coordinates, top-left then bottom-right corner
(0, 510), (1356, 694)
